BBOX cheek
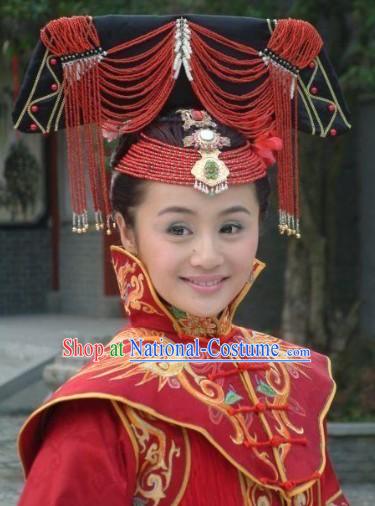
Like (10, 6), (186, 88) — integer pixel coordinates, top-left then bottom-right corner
(232, 226), (259, 273)
(150, 253), (178, 281)
(138, 232), (182, 281)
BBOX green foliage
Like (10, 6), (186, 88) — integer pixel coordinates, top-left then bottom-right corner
(299, 0), (375, 96)
(1, 0), (375, 95)
(331, 337), (375, 421)
(3, 140), (41, 218)
(0, 0), (278, 55)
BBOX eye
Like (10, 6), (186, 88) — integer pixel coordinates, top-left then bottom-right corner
(167, 224), (191, 236)
(220, 223), (243, 234)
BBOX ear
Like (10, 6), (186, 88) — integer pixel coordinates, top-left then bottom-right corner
(114, 212), (138, 255)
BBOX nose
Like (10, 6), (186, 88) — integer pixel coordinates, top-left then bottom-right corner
(190, 235), (224, 270)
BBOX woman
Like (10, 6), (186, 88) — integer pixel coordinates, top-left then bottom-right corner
(13, 14), (351, 506)
(15, 110), (348, 505)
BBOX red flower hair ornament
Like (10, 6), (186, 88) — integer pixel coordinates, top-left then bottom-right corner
(252, 133), (283, 167)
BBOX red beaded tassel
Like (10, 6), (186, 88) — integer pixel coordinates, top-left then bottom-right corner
(268, 63), (297, 236)
(184, 19), (322, 238)
(40, 16), (177, 234)
(41, 16), (110, 233)
(188, 20), (273, 140)
(102, 21), (176, 133)
(39, 15), (323, 239)
(267, 19), (323, 237)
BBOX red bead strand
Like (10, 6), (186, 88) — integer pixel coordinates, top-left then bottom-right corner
(115, 133), (268, 185)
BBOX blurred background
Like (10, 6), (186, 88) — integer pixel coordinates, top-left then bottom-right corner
(0, 1), (374, 505)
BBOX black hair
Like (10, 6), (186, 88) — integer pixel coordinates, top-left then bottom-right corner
(110, 111), (271, 229)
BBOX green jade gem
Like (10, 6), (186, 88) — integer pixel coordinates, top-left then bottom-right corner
(204, 160), (219, 180)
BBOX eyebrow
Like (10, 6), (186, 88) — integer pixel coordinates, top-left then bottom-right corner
(157, 205), (251, 217)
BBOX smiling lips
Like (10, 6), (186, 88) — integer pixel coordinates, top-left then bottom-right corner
(181, 275), (228, 285)
(180, 275), (229, 292)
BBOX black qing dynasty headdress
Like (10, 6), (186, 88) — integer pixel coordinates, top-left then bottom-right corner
(12, 14), (351, 237)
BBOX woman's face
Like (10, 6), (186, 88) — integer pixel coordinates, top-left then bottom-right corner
(116, 182), (260, 318)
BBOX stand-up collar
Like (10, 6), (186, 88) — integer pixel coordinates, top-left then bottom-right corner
(110, 245), (265, 340)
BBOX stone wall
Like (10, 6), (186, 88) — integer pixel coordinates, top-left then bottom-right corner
(0, 229), (51, 314)
(328, 423), (375, 483)
(57, 225), (119, 317)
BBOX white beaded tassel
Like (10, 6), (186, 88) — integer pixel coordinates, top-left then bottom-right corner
(258, 48), (299, 99)
(62, 48), (107, 83)
(173, 18), (193, 81)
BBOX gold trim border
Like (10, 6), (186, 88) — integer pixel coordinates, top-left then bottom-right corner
(111, 400), (140, 472)
(237, 326), (337, 499)
(17, 391), (287, 496)
(14, 48), (50, 131)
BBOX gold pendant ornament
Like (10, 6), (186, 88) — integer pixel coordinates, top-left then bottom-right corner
(191, 150), (230, 195)
(182, 121), (231, 196)
(177, 108), (217, 130)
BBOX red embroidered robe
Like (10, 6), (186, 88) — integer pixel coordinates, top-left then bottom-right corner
(17, 245), (349, 506)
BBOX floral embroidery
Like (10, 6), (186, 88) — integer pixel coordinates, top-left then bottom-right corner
(124, 406), (190, 506)
(167, 303), (232, 337)
(256, 380), (277, 397)
(113, 259), (164, 317)
(176, 314), (218, 337)
(238, 471), (274, 506)
(225, 390), (243, 405)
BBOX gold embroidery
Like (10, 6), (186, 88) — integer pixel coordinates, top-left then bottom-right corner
(293, 491), (307, 505)
(238, 471), (277, 506)
(45, 55), (65, 131)
(176, 314), (218, 337)
(126, 407), (183, 506)
(18, 383), (334, 500)
(111, 401), (140, 471)
(27, 54), (62, 132)
(169, 286), (242, 337)
(74, 328), (251, 447)
(114, 259), (164, 316)
(291, 484), (317, 506)
(74, 324), (331, 483)
(17, 266), (335, 502)
(238, 329), (302, 484)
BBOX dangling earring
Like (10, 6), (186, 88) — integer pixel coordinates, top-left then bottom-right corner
(249, 271), (254, 284)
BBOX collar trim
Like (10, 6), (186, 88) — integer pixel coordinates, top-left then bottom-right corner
(110, 245), (265, 339)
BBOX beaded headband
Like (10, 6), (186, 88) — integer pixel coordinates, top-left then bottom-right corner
(115, 130), (272, 184)
(12, 14), (351, 237)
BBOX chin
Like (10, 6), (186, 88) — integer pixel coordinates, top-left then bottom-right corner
(180, 302), (226, 318)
